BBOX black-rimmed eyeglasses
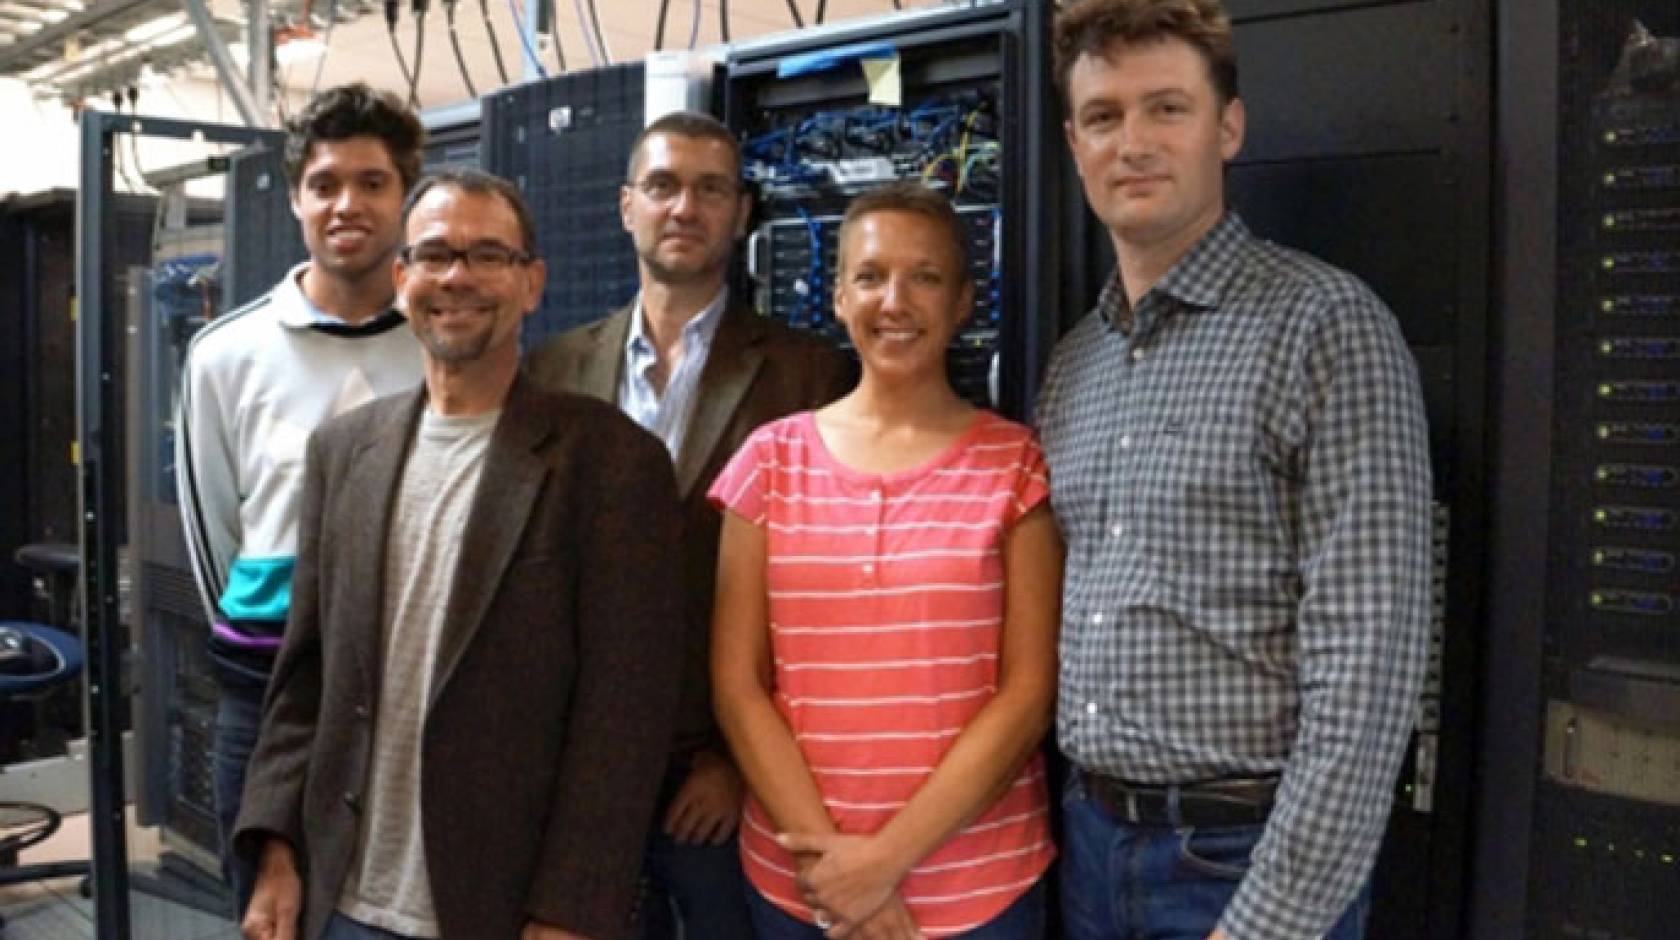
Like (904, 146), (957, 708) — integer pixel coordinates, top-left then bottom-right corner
(400, 241), (535, 274)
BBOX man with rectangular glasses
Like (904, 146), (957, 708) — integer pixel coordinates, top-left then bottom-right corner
(235, 169), (684, 940)
(527, 111), (851, 939)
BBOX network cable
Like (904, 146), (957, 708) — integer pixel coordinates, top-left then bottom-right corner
(654, 0), (671, 50)
(443, 0), (476, 96)
(384, 1), (418, 107)
(570, 0), (599, 67)
(583, 0), (612, 64)
(407, 4), (427, 109)
(785, 0), (804, 28)
(478, 0), (511, 84)
(547, 0), (569, 74)
(504, 0), (548, 79)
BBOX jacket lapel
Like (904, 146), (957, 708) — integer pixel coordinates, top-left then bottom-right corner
(575, 306), (633, 403)
(674, 305), (765, 498)
(428, 376), (550, 709)
(337, 388), (426, 691)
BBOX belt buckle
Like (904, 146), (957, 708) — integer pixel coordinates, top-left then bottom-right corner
(1124, 789), (1139, 823)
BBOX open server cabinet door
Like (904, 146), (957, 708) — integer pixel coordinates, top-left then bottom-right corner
(723, 0), (1062, 422)
(79, 110), (289, 940)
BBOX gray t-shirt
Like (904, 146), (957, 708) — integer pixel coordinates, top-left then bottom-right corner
(339, 405), (500, 938)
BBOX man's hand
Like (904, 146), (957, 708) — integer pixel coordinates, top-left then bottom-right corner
(663, 749), (744, 846)
(780, 831), (908, 930)
(242, 838), (302, 940)
(519, 923), (592, 940)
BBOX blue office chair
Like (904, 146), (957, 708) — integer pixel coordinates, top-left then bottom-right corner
(0, 621), (91, 892)
(1, 545), (95, 935)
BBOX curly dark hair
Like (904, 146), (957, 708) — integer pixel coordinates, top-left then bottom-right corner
(1053, 0), (1239, 107)
(282, 83), (426, 192)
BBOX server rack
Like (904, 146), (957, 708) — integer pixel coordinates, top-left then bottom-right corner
(724, 0), (1060, 419)
(1532, 4), (1679, 938)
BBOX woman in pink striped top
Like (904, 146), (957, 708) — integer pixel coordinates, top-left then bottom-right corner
(710, 182), (1063, 940)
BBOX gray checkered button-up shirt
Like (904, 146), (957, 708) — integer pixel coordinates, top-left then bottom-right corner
(1038, 213), (1432, 939)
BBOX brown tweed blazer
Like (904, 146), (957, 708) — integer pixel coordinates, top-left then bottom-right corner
(525, 300), (853, 757)
(235, 375), (683, 940)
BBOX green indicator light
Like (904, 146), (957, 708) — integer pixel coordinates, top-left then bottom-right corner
(1605, 131), (1619, 144)
(1595, 509), (1608, 522)
(1602, 257), (1616, 271)
(1604, 215), (1617, 229)
(1604, 173), (1617, 186)
(1602, 298), (1616, 312)
(1635, 849), (1647, 859)
(1600, 341), (1614, 355)
(1591, 593), (1604, 606)
(1607, 842), (1616, 853)
(1593, 550), (1605, 564)
(1596, 467), (1608, 481)
(1599, 384), (1614, 397)
(1663, 854), (1675, 865)
(1597, 425), (1611, 440)
(1575, 837), (1590, 849)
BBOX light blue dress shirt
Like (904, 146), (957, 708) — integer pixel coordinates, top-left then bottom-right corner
(616, 287), (730, 459)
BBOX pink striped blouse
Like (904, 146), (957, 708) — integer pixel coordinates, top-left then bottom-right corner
(709, 410), (1055, 937)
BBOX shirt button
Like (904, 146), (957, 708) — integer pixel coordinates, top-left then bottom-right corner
(1091, 612), (1104, 624)
(862, 563), (874, 573)
(1130, 347), (1146, 363)
(1109, 524), (1124, 538)
(870, 489), (882, 502)
(1085, 701), (1099, 715)
(1119, 435), (1132, 449)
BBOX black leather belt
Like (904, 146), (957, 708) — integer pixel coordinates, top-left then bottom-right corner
(1080, 770), (1278, 827)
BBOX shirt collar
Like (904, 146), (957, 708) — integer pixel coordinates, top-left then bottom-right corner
(1097, 211), (1254, 331)
(275, 261), (405, 333)
(625, 285), (731, 359)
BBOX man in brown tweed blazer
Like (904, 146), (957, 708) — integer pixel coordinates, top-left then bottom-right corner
(235, 168), (682, 940)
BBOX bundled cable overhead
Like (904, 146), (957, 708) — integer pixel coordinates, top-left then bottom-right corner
(816, 0), (828, 25)
(784, 0), (804, 28)
(479, 0), (511, 84)
(687, 0), (702, 49)
(719, 0), (730, 42)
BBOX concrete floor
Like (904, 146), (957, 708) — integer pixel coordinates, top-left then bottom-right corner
(0, 809), (240, 940)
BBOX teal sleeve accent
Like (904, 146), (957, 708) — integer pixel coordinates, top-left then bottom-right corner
(218, 557), (296, 621)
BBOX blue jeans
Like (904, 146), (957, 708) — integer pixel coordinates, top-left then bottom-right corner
(634, 761), (754, 939)
(746, 879), (1046, 939)
(214, 666), (265, 919)
(320, 912), (429, 940)
(1059, 775), (1370, 940)
(636, 827), (754, 939)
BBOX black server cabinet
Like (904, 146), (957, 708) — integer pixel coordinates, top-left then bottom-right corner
(482, 63), (647, 345)
(1531, 4), (1680, 938)
(724, 0), (1061, 420)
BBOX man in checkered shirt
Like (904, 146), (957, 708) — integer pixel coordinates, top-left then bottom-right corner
(1037, 2), (1433, 938)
